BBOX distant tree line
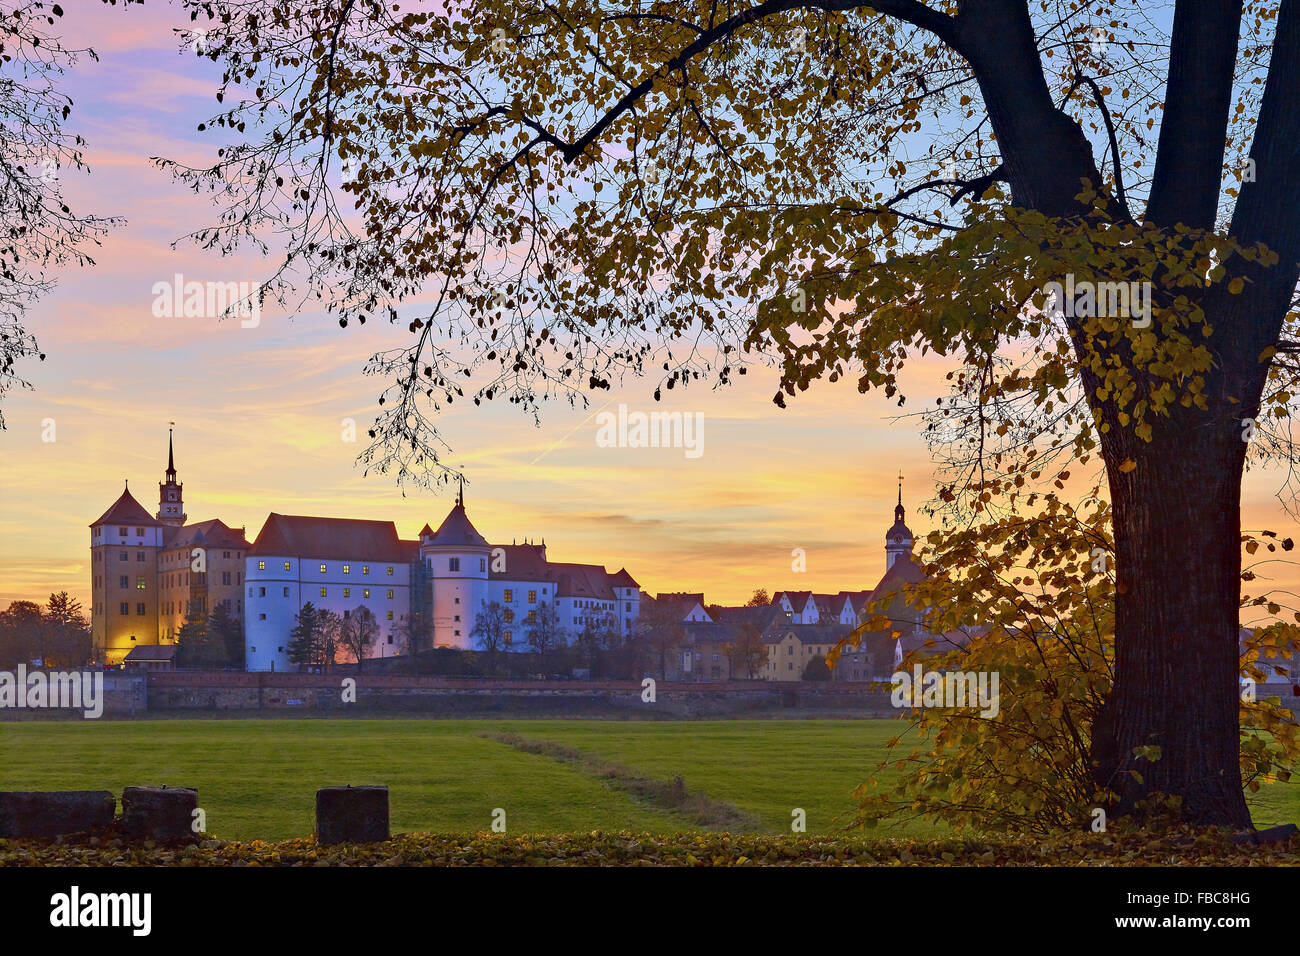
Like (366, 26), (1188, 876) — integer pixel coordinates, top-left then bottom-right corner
(0, 593), (92, 668)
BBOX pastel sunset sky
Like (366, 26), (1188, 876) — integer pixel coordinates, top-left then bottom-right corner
(1, 2), (1297, 617)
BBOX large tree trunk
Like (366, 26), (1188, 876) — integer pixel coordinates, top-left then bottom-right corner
(1091, 400), (1252, 827)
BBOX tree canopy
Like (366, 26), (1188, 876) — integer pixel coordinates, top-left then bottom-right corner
(155, 0), (1300, 826)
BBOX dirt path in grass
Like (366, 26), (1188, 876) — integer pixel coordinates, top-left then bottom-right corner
(481, 731), (763, 832)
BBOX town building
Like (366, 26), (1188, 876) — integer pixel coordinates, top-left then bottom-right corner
(652, 482), (962, 682)
(90, 430), (252, 666)
(92, 433), (643, 670)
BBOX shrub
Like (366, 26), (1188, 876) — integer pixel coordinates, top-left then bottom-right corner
(836, 491), (1299, 836)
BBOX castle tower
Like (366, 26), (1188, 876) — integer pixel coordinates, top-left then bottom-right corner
(885, 474), (913, 570)
(421, 479), (490, 649)
(157, 427), (187, 526)
(90, 481), (164, 666)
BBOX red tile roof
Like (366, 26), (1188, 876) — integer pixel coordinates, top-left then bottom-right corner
(773, 590), (814, 610)
(651, 593), (707, 621)
(869, 553), (926, 600)
(488, 544), (551, 582)
(123, 644), (177, 662)
(91, 486), (161, 528)
(608, 568), (639, 589)
(250, 514), (415, 562)
(163, 518), (250, 550)
(427, 503), (490, 548)
(837, 590), (875, 615)
(709, 604), (783, 630)
(552, 563), (616, 600)
(655, 592), (704, 605)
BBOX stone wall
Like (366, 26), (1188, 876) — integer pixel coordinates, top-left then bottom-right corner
(5, 669), (1297, 721)
(0, 671), (147, 721)
(142, 672), (898, 718)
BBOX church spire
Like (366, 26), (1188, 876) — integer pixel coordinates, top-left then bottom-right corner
(886, 473), (912, 569)
(157, 424), (186, 526)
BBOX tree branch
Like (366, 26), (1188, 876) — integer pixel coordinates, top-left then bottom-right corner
(457, 0), (963, 165)
(1146, 0), (1244, 229)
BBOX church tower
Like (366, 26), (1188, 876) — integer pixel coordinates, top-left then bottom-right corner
(157, 427), (187, 526)
(885, 474), (913, 569)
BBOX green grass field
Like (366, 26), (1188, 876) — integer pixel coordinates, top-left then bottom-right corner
(1, 719), (1295, 841)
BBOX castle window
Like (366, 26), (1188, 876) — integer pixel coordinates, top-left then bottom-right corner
(504, 631), (513, 645)
(259, 613), (266, 621)
(120, 551), (127, 561)
(120, 602), (129, 615)
(119, 527), (127, 536)
(119, 576), (128, 589)
(283, 561), (291, 571)
(363, 589), (370, 599)
(259, 587), (266, 597)
(480, 558), (486, 572)
(386, 567), (394, 576)
(454, 615), (460, 622)
(136, 528), (144, 536)
(343, 565), (351, 574)
(320, 587), (327, 597)
(387, 589), (394, 599)
(504, 609), (514, 623)
(362, 565), (370, 575)
(136, 603), (146, 615)
(504, 589), (513, 602)
(258, 561), (266, 570)
(526, 610), (536, 623)
(343, 588), (351, 598)
(387, 611), (394, 621)
(224, 551), (231, 559)
(222, 572), (231, 585)
(320, 563), (327, 573)
(136, 551), (145, 562)
(283, 588), (289, 597)
(449, 557), (460, 572)
(136, 576), (147, 590)
(528, 590), (537, 604)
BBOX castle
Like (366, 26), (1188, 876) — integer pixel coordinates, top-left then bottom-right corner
(90, 432), (642, 669)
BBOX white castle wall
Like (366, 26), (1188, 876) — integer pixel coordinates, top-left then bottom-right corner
(244, 555), (411, 671)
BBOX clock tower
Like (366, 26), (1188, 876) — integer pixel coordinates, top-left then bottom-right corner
(157, 427), (187, 527)
(885, 474), (913, 569)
